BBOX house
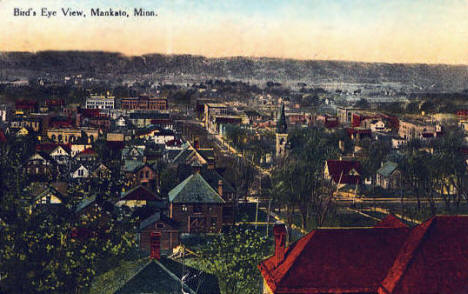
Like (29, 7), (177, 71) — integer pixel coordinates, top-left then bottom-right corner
(398, 119), (437, 140)
(101, 256), (220, 294)
(172, 141), (216, 169)
(49, 145), (71, 166)
(168, 171), (224, 234)
(29, 183), (67, 207)
(75, 148), (98, 163)
(116, 185), (162, 208)
(24, 152), (58, 177)
(138, 212), (179, 253)
(259, 215), (468, 294)
(71, 164), (90, 180)
(128, 112), (172, 129)
(177, 164), (237, 224)
(324, 159), (361, 187)
(376, 161), (401, 190)
(346, 127), (372, 141)
(123, 161), (158, 189)
(90, 162), (112, 179)
(122, 145), (145, 162)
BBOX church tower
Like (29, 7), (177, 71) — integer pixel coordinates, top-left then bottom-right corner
(275, 103), (288, 159)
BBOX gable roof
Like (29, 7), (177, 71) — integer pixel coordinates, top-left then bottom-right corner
(259, 227), (410, 293)
(379, 216), (468, 294)
(120, 185), (161, 201)
(168, 173), (225, 204)
(138, 212), (178, 231)
(177, 164), (236, 194)
(259, 215), (468, 294)
(377, 161), (399, 178)
(325, 160), (361, 185)
(114, 258), (220, 294)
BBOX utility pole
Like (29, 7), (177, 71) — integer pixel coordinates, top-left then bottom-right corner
(266, 198), (272, 237)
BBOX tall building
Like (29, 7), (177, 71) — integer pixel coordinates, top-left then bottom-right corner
(85, 94), (115, 109)
(275, 103), (288, 158)
(120, 95), (168, 111)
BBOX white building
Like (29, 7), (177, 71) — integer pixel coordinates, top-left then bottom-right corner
(85, 94), (115, 109)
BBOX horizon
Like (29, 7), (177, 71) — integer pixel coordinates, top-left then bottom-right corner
(3, 49), (468, 67)
(1, 0), (468, 65)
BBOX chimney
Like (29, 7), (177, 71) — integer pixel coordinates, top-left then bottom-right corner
(193, 138), (200, 150)
(150, 232), (161, 260)
(273, 223), (287, 267)
(218, 180), (223, 197)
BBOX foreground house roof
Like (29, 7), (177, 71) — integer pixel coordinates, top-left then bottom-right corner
(111, 257), (220, 294)
(259, 215), (468, 294)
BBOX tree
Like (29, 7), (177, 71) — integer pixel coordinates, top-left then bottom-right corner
(0, 191), (136, 293)
(269, 127), (341, 230)
(198, 225), (269, 294)
(0, 137), (137, 293)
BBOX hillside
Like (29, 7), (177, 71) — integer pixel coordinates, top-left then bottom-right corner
(1, 51), (468, 91)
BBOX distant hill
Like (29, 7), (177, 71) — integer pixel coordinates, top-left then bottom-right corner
(1, 51), (468, 91)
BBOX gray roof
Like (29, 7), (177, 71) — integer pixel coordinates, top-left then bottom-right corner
(168, 173), (224, 204)
(122, 160), (145, 173)
(75, 194), (97, 213)
(139, 212), (161, 231)
(377, 161), (399, 177)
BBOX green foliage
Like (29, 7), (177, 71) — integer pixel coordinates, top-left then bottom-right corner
(197, 225), (270, 294)
(270, 127), (343, 229)
(159, 166), (179, 197)
(0, 136), (137, 293)
(400, 129), (467, 211)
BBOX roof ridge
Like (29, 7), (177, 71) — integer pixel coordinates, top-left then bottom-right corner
(379, 217), (436, 293)
(270, 231), (317, 290)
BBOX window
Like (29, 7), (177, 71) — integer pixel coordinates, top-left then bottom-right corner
(182, 205), (188, 212)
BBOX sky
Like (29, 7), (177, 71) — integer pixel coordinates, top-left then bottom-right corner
(1, 0), (468, 64)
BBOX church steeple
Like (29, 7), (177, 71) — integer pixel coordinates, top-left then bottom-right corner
(276, 103), (287, 134)
(275, 103), (288, 159)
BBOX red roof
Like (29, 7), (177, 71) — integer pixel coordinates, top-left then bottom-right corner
(50, 120), (74, 128)
(78, 148), (97, 156)
(379, 216), (468, 294)
(259, 227), (410, 293)
(120, 186), (161, 201)
(325, 160), (361, 185)
(35, 143), (71, 153)
(259, 215), (468, 294)
(374, 214), (408, 229)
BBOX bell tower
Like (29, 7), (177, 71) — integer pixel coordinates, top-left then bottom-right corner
(275, 103), (288, 159)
